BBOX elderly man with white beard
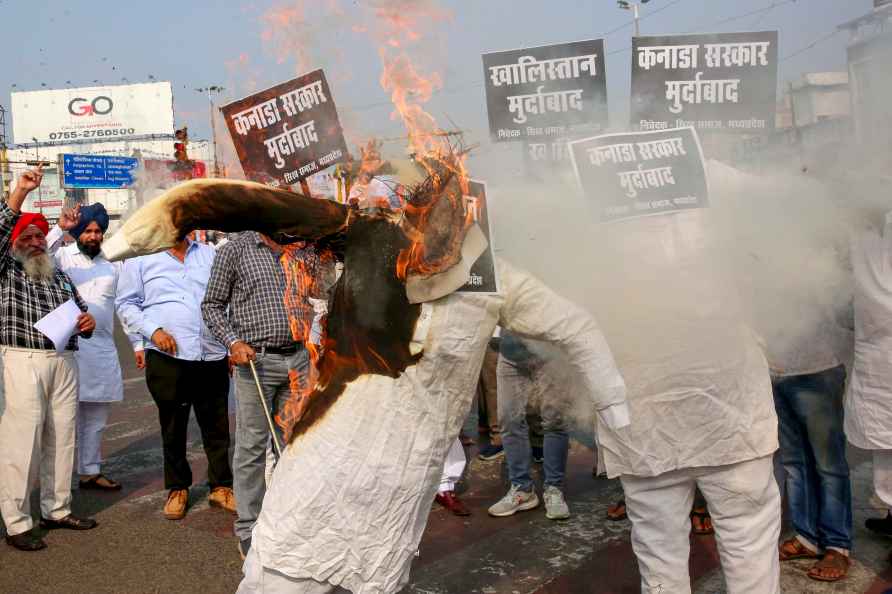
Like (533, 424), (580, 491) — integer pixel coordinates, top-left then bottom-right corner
(0, 166), (98, 551)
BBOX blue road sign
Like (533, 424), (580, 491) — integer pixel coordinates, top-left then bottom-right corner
(61, 154), (139, 189)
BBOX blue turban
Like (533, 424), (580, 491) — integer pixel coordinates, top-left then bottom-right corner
(71, 203), (109, 239)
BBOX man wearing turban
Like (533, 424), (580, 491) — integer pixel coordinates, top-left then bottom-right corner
(46, 202), (124, 491)
(0, 167), (98, 552)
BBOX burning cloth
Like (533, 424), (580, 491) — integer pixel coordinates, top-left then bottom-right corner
(102, 163), (629, 594)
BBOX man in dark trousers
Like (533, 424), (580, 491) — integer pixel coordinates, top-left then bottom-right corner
(117, 233), (235, 521)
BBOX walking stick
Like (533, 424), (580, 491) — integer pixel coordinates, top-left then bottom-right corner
(249, 360), (283, 458)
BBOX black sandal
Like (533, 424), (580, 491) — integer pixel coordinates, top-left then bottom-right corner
(79, 474), (122, 491)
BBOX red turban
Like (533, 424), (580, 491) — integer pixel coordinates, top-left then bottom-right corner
(11, 212), (49, 245)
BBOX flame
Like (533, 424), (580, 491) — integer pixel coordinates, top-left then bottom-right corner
(247, 0), (478, 440)
(275, 242), (336, 438)
(363, 2), (476, 281)
(259, 0), (347, 75)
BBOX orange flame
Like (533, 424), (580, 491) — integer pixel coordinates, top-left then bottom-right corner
(275, 242), (337, 438)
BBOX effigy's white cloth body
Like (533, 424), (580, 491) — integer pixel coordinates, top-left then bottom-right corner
(846, 228), (892, 450)
(245, 259), (628, 594)
(591, 207), (777, 478)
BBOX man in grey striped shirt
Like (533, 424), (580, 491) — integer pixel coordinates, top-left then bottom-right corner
(202, 231), (334, 559)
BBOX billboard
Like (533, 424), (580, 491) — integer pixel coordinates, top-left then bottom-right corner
(631, 31), (778, 133)
(221, 70), (348, 186)
(60, 154), (139, 189)
(569, 127), (708, 223)
(483, 39), (608, 142)
(12, 82), (174, 145)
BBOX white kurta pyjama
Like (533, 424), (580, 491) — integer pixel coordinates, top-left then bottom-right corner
(47, 227), (124, 404)
(846, 228), (892, 451)
(47, 228), (124, 476)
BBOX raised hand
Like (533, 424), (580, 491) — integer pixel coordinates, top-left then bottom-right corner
(59, 205), (81, 232)
(16, 164), (44, 194)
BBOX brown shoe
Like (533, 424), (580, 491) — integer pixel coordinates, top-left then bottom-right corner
(208, 486), (236, 514)
(163, 489), (188, 520)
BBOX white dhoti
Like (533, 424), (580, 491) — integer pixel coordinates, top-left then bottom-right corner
(620, 455), (781, 594)
(438, 438), (466, 493)
(76, 401), (111, 476)
(0, 347), (78, 536)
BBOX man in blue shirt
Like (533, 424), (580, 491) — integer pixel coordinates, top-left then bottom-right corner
(117, 235), (235, 521)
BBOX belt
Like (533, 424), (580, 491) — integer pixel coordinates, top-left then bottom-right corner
(258, 343), (303, 355)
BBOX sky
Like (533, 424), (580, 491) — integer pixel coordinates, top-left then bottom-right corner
(0, 0), (875, 156)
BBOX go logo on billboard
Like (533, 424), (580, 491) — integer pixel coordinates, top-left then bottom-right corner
(68, 96), (114, 117)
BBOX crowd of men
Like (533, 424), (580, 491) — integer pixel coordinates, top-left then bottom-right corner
(4, 160), (892, 594)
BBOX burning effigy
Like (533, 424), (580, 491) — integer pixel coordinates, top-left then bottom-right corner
(101, 145), (630, 593)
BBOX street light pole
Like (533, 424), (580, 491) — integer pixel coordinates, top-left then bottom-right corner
(31, 137), (42, 214)
(196, 86), (225, 177)
(618, 0), (651, 37)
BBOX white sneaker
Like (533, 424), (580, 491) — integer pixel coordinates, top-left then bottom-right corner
(544, 485), (570, 520)
(488, 484), (539, 517)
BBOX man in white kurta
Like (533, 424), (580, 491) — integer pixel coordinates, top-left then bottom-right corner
(238, 259), (629, 594)
(47, 203), (124, 490)
(591, 206), (781, 594)
(847, 215), (892, 535)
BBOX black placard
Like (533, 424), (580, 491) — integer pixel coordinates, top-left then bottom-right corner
(483, 39), (608, 143)
(221, 70), (348, 186)
(459, 180), (499, 294)
(631, 31), (778, 134)
(569, 127), (709, 223)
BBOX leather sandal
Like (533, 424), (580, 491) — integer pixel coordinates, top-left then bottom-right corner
(808, 550), (850, 582)
(779, 537), (820, 561)
(79, 474), (122, 491)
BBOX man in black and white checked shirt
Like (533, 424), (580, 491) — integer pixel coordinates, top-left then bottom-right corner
(0, 166), (99, 552)
(202, 230), (332, 559)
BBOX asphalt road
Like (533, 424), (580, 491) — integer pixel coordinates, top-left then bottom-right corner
(2, 324), (892, 593)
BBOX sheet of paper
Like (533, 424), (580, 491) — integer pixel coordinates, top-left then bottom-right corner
(34, 298), (82, 353)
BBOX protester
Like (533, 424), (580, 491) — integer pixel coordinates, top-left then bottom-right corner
(0, 166), (98, 551)
(116, 234), (235, 521)
(346, 140), (404, 211)
(487, 332), (572, 521)
(435, 438), (471, 516)
(592, 209), (781, 594)
(201, 232), (331, 559)
(767, 318), (851, 581)
(846, 214), (892, 555)
(45, 203), (124, 491)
